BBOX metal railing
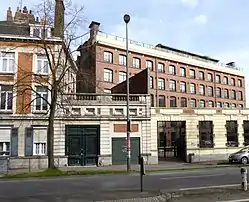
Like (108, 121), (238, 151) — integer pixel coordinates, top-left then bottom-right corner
(97, 31), (242, 71)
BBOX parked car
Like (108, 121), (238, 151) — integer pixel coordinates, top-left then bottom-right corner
(228, 146), (249, 164)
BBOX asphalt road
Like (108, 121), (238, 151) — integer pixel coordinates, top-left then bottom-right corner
(0, 167), (245, 202)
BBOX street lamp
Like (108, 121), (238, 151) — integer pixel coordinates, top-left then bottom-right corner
(123, 14), (131, 172)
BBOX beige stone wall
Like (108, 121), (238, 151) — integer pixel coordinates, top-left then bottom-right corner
(151, 108), (249, 162)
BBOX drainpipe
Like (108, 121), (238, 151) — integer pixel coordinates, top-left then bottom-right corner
(155, 57), (159, 107)
(214, 71), (217, 107)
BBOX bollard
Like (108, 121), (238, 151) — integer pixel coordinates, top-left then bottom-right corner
(241, 167), (248, 191)
(6, 157), (10, 175)
(140, 156), (146, 192)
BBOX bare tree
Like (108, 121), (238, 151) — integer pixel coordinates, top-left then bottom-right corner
(9, 0), (88, 169)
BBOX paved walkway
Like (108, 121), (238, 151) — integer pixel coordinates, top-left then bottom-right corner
(5, 160), (231, 174)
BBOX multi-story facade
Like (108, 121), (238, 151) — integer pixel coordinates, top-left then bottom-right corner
(77, 21), (246, 109)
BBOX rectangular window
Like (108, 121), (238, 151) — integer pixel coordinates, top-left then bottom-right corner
(224, 89), (229, 99)
(0, 85), (13, 111)
(158, 63), (165, 73)
(190, 83), (196, 94)
(180, 97), (187, 107)
(180, 82), (186, 92)
(150, 94), (154, 107)
(200, 100), (205, 108)
(208, 87), (213, 96)
(199, 85), (205, 95)
(190, 69), (195, 79)
(104, 51), (113, 63)
(226, 121), (238, 147)
(169, 65), (175, 75)
(216, 88), (221, 98)
(238, 79), (242, 87)
(150, 76), (153, 89)
(223, 77), (228, 85)
(104, 69), (113, 82)
(180, 67), (186, 77)
(215, 75), (221, 83)
(37, 55), (49, 74)
(0, 52), (15, 73)
(158, 95), (166, 107)
(190, 99), (196, 108)
(146, 60), (153, 71)
(169, 80), (176, 91)
(207, 73), (213, 82)
(119, 55), (126, 66)
(198, 121), (214, 148)
(34, 143), (46, 155)
(119, 71), (126, 83)
(35, 86), (48, 111)
(104, 89), (111, 94)
(199, 71), (204, 80)
(158, 78), (165, 90)
(238, 91), (243, 100)
(0, 142), (10, 156)
(132, 58), (140, 68)
(170, 96), (177, 107)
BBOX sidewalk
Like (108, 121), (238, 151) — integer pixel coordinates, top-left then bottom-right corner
(4, 160), (238, 175)
(163, 186), (249, 202)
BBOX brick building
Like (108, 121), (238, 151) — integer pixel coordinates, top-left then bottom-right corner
(76, 21), (246, 109)
(0, 1), (77, 162)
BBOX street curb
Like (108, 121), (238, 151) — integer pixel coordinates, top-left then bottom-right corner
(96, 194), (167, 202)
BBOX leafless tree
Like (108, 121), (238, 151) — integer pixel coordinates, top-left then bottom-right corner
(11, 0), (88, 169)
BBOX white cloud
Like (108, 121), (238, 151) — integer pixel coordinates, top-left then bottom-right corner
(180, 0), (198, 9)
(192, 14), (207, 25)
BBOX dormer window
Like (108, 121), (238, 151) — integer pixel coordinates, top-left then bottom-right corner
(30, 24), (51, 39)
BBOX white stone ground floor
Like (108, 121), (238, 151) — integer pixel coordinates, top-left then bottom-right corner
(0, 116), (156, 170)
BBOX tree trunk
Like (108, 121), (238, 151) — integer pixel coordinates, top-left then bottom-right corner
(47, 87), (57, 169)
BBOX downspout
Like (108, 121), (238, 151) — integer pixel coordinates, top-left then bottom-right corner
(214, 71), (217, 107)
(155, 57), (159, 107)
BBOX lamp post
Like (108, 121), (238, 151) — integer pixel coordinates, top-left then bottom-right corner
(123, 14), (131, 172)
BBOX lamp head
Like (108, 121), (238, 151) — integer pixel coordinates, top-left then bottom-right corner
(123, 14), (130, 24)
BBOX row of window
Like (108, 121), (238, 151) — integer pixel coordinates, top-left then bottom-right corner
(158, 121), (249, 149)
(0, 52), (49, 74)
(0, 85), (48, 112)
(150, 78), (243, 100)
(0, 142), (46, 156)
(103, 51), (243, 87)
(154, 95), (243, 109)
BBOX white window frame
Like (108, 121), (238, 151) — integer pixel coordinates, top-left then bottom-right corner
(35, 86), (48, 112)
(0, 85), (13, 111)
(224, 103), (229, 108)
(190, 83), (196, 94)
(158, 78), (165, 90)
(119, 55), (126, 66)
(231, 103), (236, 108)
(132, 58), (140, 68)
(158, 63), (165, 73)
(146, 60), (153, 70)
(104, 69), (113, 82)
(169, 80), (176, 91)
(36, 55), (49, 74)
(0, 52), (15, 73)
(30, 25), (51, 39)
(33, 142), (46, 155)
(223, 77), (228, 84)
(199, 71), (204, 80)
(180, 82), (186, 92)
(208, 101), (214, 108)
(119, 71), (126, 83)
(190, 99), (196, 108)
(199, 85), (205, 95)
(224, 89), (229, 98)
(200, 100), (205, 108)
(150, 76), (153, 89)
(230, 78), (235, 86)
(190, 69), (195, 78)
(216, 75), (221, 83)
(104, 51), (113, 63)
(169, 65), (175, 75)
(208, 87), (213, 96)
(216, 102), (222, 108)
(216, 87), (221, 97)
(238, 79), (242, 87)
(180, 67), (185, 76)
(207, 73), (213, 81)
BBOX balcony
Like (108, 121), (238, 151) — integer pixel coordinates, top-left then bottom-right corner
(62, 93), (150, 106)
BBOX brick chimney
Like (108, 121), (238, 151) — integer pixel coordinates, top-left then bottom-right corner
(89, 21), (100, 39)
(54, 0), (65, 38)
(6, 7), (13, 21)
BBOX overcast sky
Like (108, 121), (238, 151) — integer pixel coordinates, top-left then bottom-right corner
(1, 0), (249, 106)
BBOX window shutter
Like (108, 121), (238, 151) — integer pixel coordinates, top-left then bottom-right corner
(25, 127), (33, 156)
(11, 127), (18, 157)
